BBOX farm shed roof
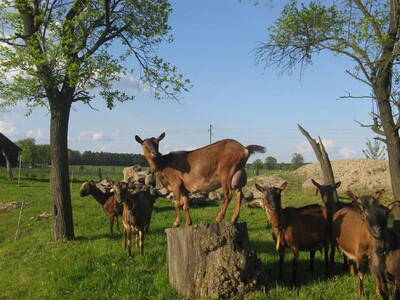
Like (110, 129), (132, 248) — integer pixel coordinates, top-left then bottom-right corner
(0, 132), (22, 167)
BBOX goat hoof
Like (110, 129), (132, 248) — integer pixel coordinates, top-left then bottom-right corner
(172, 222), (180, 228)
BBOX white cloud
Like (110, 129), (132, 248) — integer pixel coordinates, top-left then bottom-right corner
(27, 128), (45, 139)
(297, 139), (337, 155)
(92, 131), (104, 141)
(297, 139), (339, 162)
(0, 120), (18, 135)
(320, 139), (337, 151)
(339, 147), (356, 159)
(78, 131), (92, 137)
(113, 73), (151, 94)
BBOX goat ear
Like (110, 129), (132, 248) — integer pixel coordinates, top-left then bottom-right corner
(347, 191), (358, 201)
(158, 132), (166, 141)
(280, 182), (288, 191)
(135, 135), (143, 144)
(375, 189), (385, 201)
(352, 201), (367, 220)
(388, 201), (400, 212)
(255, 183), (265, 194)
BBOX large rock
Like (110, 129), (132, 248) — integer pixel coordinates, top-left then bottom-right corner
(302, 178), (319, 196)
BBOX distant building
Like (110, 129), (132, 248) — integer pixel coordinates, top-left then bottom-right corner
(0, 133), (22, 167)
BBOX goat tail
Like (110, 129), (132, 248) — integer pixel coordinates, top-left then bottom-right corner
(247, 145), (266, 154)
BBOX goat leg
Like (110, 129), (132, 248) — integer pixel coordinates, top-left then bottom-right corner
(394, 282), (400, 300)
(109, 217), (114, 236)
(309, 250), (315, 271)
(329, 240), (336, 276)
(138, 229), (144, 256)
(182, 194), (192, 227)
(115, 215), (121, 234)
(292, 250), (299, 284)
(124, 227), (127, 249)
(172, 192), (182, 228)
(376, 278), (389, 300)
(342, 255), (349, 272)
(278, 246), (285, 281)
(216, 184), (232, 222)
(134, 229), (139, 248)
(324, 241), (329, 277)
(127, 226), (132, 258)
(231, 189), (243, 222)
(358, 271), (364, 296)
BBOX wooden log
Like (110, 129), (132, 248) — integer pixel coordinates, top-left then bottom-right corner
(165, 221), (268, 298)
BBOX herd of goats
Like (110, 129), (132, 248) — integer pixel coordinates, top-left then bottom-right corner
(79, 132), (400, 299)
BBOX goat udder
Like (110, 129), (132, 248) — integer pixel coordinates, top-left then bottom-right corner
(231, 169), (247, 189)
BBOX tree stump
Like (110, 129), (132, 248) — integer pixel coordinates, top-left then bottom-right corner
(165, 221), (268, 298)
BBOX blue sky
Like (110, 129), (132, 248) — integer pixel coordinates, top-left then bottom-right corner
(0, 0), (377, 163)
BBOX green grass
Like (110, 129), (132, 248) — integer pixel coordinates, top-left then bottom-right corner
(0, 167), (393, 299)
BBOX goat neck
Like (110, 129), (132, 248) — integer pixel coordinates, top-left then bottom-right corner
(144, 152), (162, 172)
(90, 183), (109, 205)
(265, 202), (284, 235)
(255, 183), (287, 249)
(370, 218), (391, 260)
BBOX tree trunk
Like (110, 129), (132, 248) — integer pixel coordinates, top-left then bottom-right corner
(2, 149), (13, 180)
(298, 124), (338, 201)
(49, 98), (75, 240)
(165, 221), (268, 298)
(375, 84), (400, 231)
(385, 134), (400, 230)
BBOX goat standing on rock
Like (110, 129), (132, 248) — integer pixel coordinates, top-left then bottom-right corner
(135, 132), (266, 227)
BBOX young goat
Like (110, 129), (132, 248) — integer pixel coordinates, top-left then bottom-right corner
(79, 180), (123, 235)
(255, 182), (328, 283)
(331, 189), (385, 296)
(112, 181), (158, 257)
(353, 199), (400, 300)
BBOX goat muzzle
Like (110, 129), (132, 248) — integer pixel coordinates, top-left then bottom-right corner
(371, 225), (384, 239)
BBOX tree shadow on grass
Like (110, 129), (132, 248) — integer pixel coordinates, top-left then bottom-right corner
(75, 233), (121, 241)
(250, 239), (353, 290)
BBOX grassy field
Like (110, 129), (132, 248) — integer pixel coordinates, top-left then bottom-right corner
(0, 166), (391, 299)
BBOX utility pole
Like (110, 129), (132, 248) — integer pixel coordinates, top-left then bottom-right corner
(208, 124), (213, 144)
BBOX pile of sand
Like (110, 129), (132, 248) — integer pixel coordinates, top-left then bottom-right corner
(294, 159), (391, 195)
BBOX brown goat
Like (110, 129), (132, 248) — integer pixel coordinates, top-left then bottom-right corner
(112, 182), (158, 257)
(311, 179), (350, 275)
(255, 182), (328, 283)
(331, 189), (385, 296)
(135, 132), (266, 227)
(353, 199), (400, 300)
(79, 180), (123, 235)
